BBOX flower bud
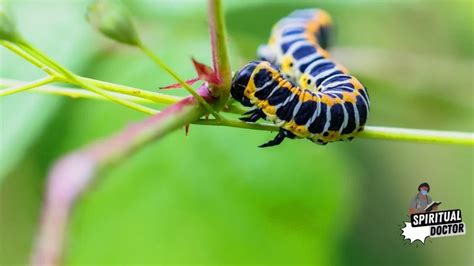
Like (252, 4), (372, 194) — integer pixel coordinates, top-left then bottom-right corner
(86, 0), (140, 46)
(0, 3), (20, 42)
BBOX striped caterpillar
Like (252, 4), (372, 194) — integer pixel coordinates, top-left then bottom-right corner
(230, 9), (370, 147)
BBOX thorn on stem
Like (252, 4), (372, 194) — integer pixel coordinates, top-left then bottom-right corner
(159, 77), (200, 90)
(191, 58), (220, 84)
(185, 124), (190, 136)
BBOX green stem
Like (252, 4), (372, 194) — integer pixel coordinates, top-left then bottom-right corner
(16, 40), (158, 115)
(1, 77), (470, 146)
(0, 76), (56, 96)
(359, 126), (473, 146)
(1, 41), (182, 105)
(0, 78), (152, 103)
(1, 41), (59, 76)
(137, 43), (222, 120)
(32, 89), (209, 266)
(208, 0), (232, 108)
(82, 77), (181, 105)
(0, 78), (245, 114)
(195, 119), (474, 146)
(195, 118), (279, 131)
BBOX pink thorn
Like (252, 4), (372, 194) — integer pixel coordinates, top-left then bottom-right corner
(191, 58), (220, 84)
(159, 78), (200, 90)
(185, 124), (190, 136)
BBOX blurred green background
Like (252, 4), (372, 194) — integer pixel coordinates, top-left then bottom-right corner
(0, 0), (472, 265)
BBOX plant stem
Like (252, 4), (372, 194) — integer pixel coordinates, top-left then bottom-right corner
(195, 118), (279, 131)
(0, 76), (56, 96)
(1, 77), (471, 146)
(1, 77), (470, 146)
(16, 40), (158, 115)
(0, 78), (153, 103)
(0, 78), (246, 114)
(195, 119), (474, 146)
(31, 86), (211, 266)
(360, 126), (473, 146)
(208, 0), (232, 109)
(1, 41), (59, 76)
(82, 77), (181, 104)
(1, 42), (183, 104)
(137, 43), (222, 120)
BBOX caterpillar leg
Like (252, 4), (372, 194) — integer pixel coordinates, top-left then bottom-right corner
(242, 107), (258, 115)
(259, 129), (295, 148)
(239, 109), (265, 123)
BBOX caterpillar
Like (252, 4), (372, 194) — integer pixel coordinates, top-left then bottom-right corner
(230, 9), (370, 147)
(258, 8), (348, 91)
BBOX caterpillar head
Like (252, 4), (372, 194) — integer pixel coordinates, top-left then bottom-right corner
(231, 60), (261, 107)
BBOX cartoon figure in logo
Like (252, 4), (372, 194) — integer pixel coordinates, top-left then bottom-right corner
(408, 182), (438, 215)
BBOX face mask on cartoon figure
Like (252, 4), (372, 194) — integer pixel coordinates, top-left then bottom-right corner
(420, 189), (428, 196)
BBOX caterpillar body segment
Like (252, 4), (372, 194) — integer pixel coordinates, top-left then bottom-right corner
(231, 61), (369, 147)
(258, 9), (348, 92)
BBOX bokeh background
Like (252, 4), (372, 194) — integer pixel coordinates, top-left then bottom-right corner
(0, 0), (472, 265)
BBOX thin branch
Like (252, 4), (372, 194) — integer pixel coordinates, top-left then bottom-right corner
(2, 41), (182, 105)
(360, 126), (473, 146)
(82, 77), (181, 104)
(0, 78), (246, 114)
(137, 43), (222, 119)
(195, 120), (474, 146)
(29, 1), (235, 260)
(0, 76), (56, 96)
(1, 40), (59, 76)
(31, 85), (211, 266)
(1, 78), (471, 146)
(1, 40), (158, 114)
(0, 78), (153, 103)
(0, 81), (221, 120)
(208, 0), (232, 108)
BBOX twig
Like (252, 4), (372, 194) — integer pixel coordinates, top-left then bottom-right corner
(208, 0), (232, 108)
(0, 78), (154, 103)
(1, 41), (59, 76)
(82, 77), (181, 104)
(31, 1), (230, 263)
(31, 85), (211, 266)
(1, 40), (158, 114)
(137, 43), (222, 119)
(360, 126), (473, 146)
(0, 79), (247, 114)
(0, 78), (180, 105)
(19, 40), (160, 115)
(194, 120), (474, 146)
(0, 76), (56, 96)
(1, 41), (182, 105)
(1, 78), (471, 146)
